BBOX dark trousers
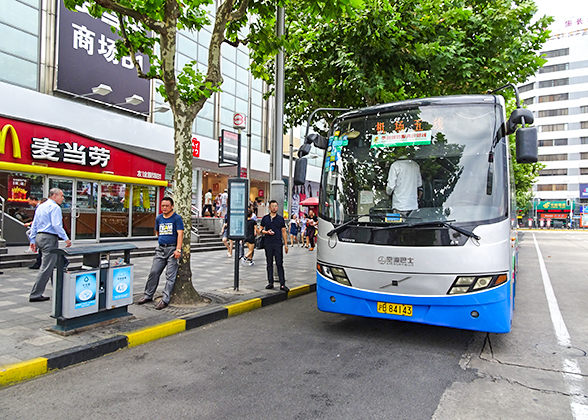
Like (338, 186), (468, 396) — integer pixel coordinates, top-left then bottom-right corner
(203, 204), (213, 217)
(307, 227), (316, 248)
(264, 242), (285, 286)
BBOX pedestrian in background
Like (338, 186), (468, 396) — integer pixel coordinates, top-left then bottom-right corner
(261, 200), (289, 292)
(220, 189), (228, 217)
(138, 197), (184, 310)
(300, 213), (308, 248)
(242, 210), (260, 266)
(215, 193), (222, 217)
(289, 213), (299, 247)
(306, 209), (318, 251)
(24, 195), (42, 269)
(203, 189), (213, 217)
(28, 188), (71, 302)
(221, 213), (233, 257)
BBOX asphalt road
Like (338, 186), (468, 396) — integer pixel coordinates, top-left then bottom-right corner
(1, 230), (587, 420)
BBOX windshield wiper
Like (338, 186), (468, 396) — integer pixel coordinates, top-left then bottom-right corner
(327, 214), (371, 237)
(408, 221), (481, 240)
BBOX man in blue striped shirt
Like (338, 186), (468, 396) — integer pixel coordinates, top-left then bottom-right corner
(28, 188), (71, 302)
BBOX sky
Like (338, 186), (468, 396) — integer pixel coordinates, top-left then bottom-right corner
(533, 0), (588, 28)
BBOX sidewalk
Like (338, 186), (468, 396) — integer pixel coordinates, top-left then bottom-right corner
(0, 244), (317, 379)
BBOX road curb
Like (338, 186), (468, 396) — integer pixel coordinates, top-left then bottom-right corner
(0, 282), (316, 388)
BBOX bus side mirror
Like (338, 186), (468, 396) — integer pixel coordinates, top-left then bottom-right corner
(507, 108), (534, 135)
(516, 127), (538, 163)
(298, 142), (312, 158)
(294, 158), (308, 185)
(307, 133), (328, 150)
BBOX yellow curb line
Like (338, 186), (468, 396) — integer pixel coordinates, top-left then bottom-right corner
(288, 284), (311, 299)
(125, 319), (186, 348)
(0, 284), (316, 388)
(0, 357), (48, 387)
(224, 298), (262, 317)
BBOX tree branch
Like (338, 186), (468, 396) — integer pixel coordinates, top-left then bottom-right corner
(93, 0), (164, 32)
(222, 37), (249, 47)
(229, 0), (249, 21)
(117, 13), (160, 80)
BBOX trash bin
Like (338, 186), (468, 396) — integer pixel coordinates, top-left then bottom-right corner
(51, 243), (137, 333)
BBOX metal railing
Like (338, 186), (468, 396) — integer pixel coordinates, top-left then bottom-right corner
(0, 196), (5, 243)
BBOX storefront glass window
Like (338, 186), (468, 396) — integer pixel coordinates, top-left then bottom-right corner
(48, 178), (73, 238)
(131, 185), (156, 236)
(100, 182), (129, 238)
(0, 172), (44, 224)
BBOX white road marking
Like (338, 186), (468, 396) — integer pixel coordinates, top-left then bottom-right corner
(533, 233), (588, 420)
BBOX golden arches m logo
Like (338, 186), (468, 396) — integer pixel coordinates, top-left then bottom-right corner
(0, 124), (22, 159)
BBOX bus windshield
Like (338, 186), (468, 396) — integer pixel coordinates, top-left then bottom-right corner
(320, 104), (508, 227)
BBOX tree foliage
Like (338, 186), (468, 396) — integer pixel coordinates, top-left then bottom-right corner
(284, 0), (553, 128)
(63, 0), (362, 303)
(283, 0), (551, 212)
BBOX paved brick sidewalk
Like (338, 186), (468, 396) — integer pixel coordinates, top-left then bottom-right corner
(0, 244), (317, 367)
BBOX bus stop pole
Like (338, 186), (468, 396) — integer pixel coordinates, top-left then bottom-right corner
(234, 128), (242, 291)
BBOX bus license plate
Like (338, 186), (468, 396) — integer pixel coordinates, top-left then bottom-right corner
(377, 302), (413, 317)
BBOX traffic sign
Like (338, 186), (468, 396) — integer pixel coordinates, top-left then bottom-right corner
(233, 113), (246, 129)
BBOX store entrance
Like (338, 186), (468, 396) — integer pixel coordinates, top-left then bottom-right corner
(48, 178), (98, 242)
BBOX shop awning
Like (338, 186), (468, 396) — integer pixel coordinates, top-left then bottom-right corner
(300, 197), (318, 206)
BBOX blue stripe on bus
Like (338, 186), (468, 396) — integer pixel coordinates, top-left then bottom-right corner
(316, 271), (512, 333)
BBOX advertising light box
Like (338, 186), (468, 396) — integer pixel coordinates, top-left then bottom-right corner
(106, 265), (134, 308)
(54, 269), (100, 318)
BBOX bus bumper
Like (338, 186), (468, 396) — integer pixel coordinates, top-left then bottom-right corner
(316, 271), (512, 333)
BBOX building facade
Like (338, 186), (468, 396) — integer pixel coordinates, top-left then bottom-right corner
(518, 17), (588, 227)
(0, 0), (322, 244)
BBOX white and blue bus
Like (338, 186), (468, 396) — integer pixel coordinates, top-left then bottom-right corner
(295, 91), (537, 333)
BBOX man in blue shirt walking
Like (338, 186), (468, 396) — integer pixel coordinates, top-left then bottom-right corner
(138, 197), (184, 310)
(28, 188), (71, 302)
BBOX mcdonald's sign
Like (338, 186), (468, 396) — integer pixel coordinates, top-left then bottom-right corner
(0, 116), (167, 187)
(0, 124), (21, 159)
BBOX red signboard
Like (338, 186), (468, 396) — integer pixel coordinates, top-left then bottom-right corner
(240, 167), (247, 178)
(191, 137), (200, 158)
(541, 213), (568, 219)
(0, 117), (165, 180)
(258, 189), (264, 197)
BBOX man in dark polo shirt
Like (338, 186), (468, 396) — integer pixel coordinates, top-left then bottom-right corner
(260, 200), (289, 292)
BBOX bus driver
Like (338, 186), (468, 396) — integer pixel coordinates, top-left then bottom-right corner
(386, 156), (423, 217)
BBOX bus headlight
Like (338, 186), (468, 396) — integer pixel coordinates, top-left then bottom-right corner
(317, 263), (352, 286)
(447, 274), (508, 295)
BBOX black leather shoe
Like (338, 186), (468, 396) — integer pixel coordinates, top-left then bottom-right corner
(155, 301), (168, 310)
(29, 296), (50, 302)
(137, 297), (153, 305)
(280, 285), (290, 292)
(265, 284), (274, 289)
(28, 265), (40, 269)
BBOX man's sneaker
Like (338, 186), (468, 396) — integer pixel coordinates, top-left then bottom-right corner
(248, 260), (255, 266)
(241, 258), (248, 266)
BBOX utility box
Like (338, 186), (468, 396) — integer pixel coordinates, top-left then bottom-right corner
(106, 264), (134, 308)
(53, 269), (100, 318)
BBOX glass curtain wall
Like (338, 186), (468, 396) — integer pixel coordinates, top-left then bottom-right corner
(0, 0), (40, 89)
